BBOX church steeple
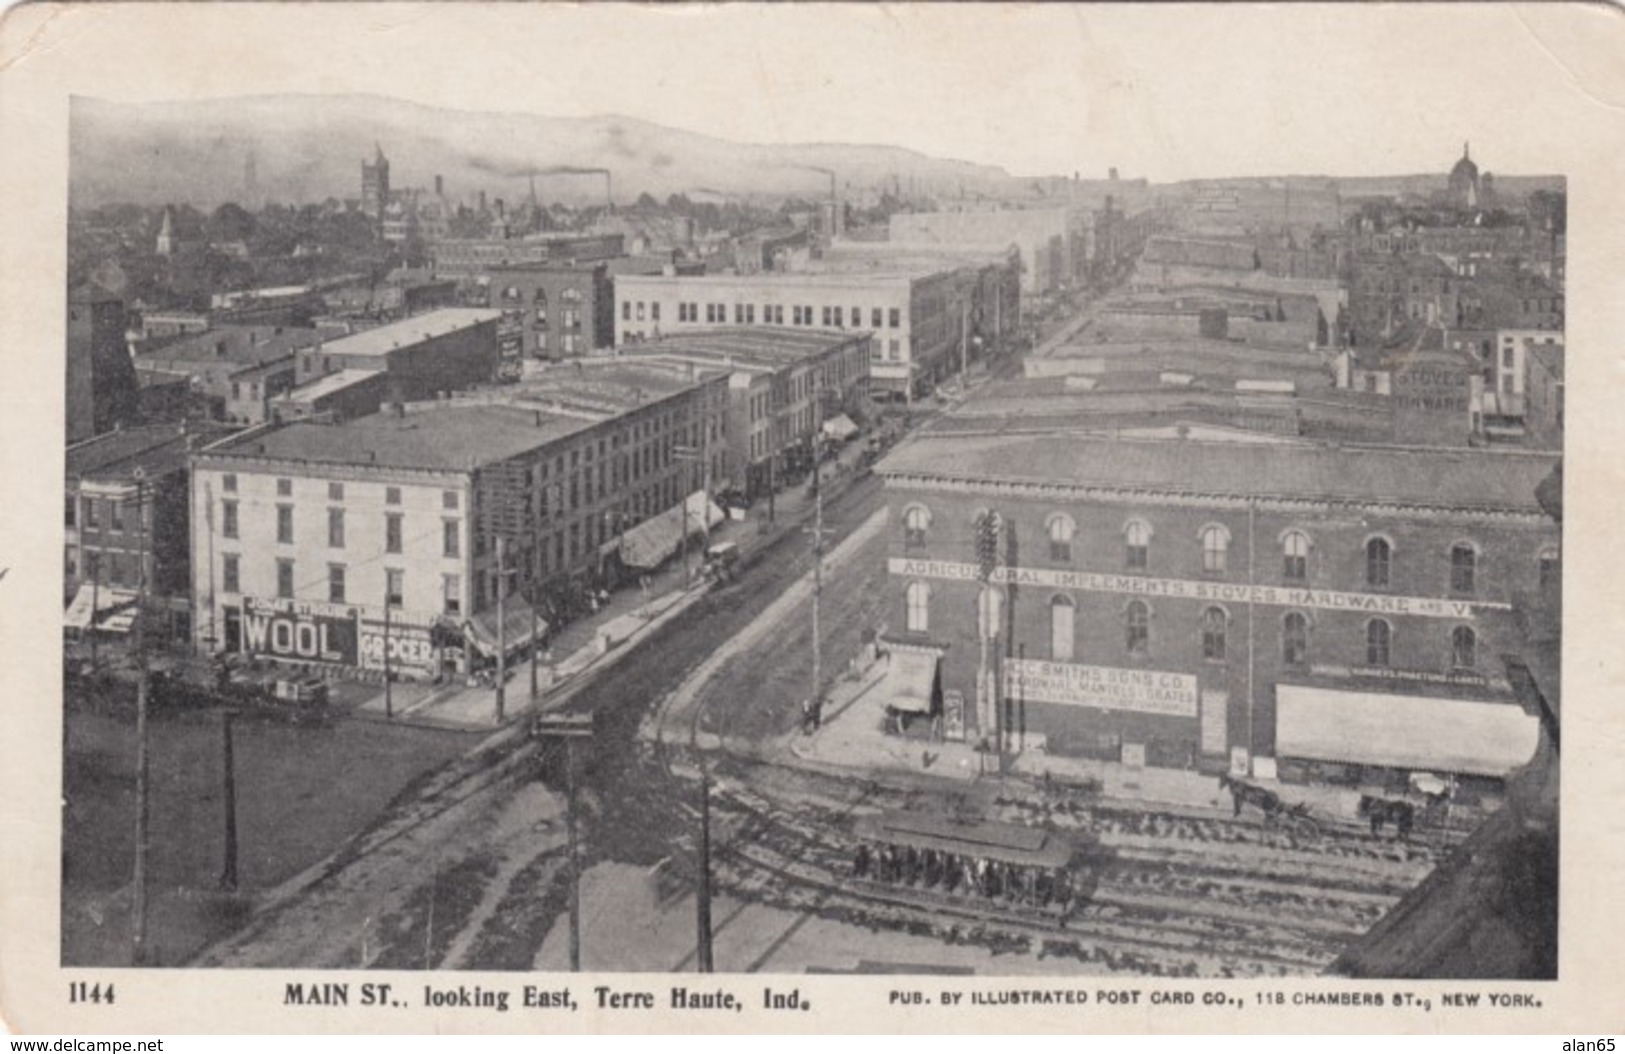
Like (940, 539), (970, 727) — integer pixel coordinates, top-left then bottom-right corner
(1463, 141), (1470, 162)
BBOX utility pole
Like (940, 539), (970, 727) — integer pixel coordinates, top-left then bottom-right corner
(696, 764), (714, 973)
(382, 580), (393, 719)
(495, 536), (506, 724)
(806, 377), (831, 725)
(87, 528), (102, 669)
(534, 714), (592, 971)
(130, 472), (151, 965)
(219, 709), (239, 892)
(530, 508), (541, 706)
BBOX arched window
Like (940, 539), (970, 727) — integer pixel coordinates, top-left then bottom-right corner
(1124, 519), (1152, 570)
(902, 504), (931, 548)
(904, 580), (931, 633)
(1366, 618), (1392, 667)
(1282, 530), (1311, 581)
(1366, 537), (1391, 587)
(1046, 513), (1075, 563)
(533, 288), (548, 324)
(977, 586), (1004, 640)
(1283, 612), (1309, 665)
(1200, 524), (1230, 574)
(1125, 600), (1150, 655)
(1451, 625), (1477, 669)
(1201, 606), (1228, 661)
(1050, 594), (1075, 661)
(1450, 542), (1477, 595)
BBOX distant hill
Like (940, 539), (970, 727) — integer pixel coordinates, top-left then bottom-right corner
(69, 94), (1026, 209)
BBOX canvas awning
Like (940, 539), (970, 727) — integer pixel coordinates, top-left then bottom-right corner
(63, 583), (138, 632)
(821, 413), (859, 441)
(619, 492), (726, 570)
(1275, 684), (1539, 778)
(883, 650), (940, 715)
(465, 597), (546, 658)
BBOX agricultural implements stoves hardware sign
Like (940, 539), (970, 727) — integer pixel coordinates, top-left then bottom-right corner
(887, 559), (1508, 621)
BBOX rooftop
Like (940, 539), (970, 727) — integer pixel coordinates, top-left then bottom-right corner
(513, 361), (718, 410)
(207, 403), (593, 473)
(614, 268), (925, 289)
(320, 308), (502, 359)
(279, 368), (381, 403)
(876, 433), (1557, 514)
(627, 328), (866, 368)
(140, 324), (323, 368)
(67, 422), (234, 481)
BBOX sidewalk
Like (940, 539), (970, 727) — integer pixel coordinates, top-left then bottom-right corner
(788, 653), (1368, 824)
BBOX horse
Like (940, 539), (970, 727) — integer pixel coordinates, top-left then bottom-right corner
(1218, 772), (1284, 821)
(1358, 795), (1416, 839)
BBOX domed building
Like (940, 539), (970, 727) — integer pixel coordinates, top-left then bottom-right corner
(1448, 142), (1480, 209)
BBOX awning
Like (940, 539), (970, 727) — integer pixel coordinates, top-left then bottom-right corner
(64, 583), (138, 631)
(620, 492), (725, 570)
(1275, 684), (1539, 777)
(821, 413), (859, 441)
(883, 650), (940, 714)
(465, 597), (547, 658)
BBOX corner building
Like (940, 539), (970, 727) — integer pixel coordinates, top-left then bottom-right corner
(874, 435), (1558, 784)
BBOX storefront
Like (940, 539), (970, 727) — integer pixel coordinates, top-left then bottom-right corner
(876, 638), (945, 734)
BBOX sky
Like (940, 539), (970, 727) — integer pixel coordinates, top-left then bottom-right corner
(8, 3), (1624, 183)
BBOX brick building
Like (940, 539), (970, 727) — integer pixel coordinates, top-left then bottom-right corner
(66, 283), (137, 443)
(135, 323), (323, 425)
(873, 434), (1558, 785)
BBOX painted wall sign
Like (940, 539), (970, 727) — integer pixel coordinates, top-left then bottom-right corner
(1005, 658), (1199, 718)
(888, 558), (1506, 620)
(359, 623), (438, 676)
(241, 596), (358, 666)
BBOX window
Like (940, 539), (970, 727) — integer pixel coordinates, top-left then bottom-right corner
(328, 482), (344, 501)
(902, 504), (931, 548)
(65, 494), (76, 527)
(1047, 514), (1075, 562)
(1450, 543), (1477, 595)
(1366, 618), (1392, 666)
(222, 553), (240, 594)
(850, 306), (861, 327)
(622, 301), (631, 321)
(222, 500), (239, 539)
(1539, 548), (1560, 591)
(223, 473), (237, 493)
(1050, 595), (1075, 662)
(328, 564), (346, 604)
(277, 478), (292, 497)
(1201, 607), (1228, 661)
(1124, 519), (1151, 570)
(1200, 524), (1229, 574)
(636, 302), (646, 322)
(386, 513), (403, 554)
(977, 586), (1003, 640)
(386, 486), (401, 505)
(1125, 601), (1150, 655)
(443, 519), (460, 558)
(903, 578), (929, 630)
(1451, 625), (1477, 669)
(651, 302), (661, 322)
(82, 497), (98, 529)
(871, 307), (883, 328)
(1282, 530), (1310, 581)
(443, 574), (461, 616)
(276, 558), (295, 599)
(1283, 612), (1309, 665)
(1366, 537), (1391, 587)
(109, 501), (124, 533)
(443, 490), (459, 510)
(328, 507), (345, 548)
(888, 308), (901, 328)
(821, 306), (833, 327)
(385, 569), (404, 608)
(276, 505), (293, 544)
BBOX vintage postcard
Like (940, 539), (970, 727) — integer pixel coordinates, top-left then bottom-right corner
(2, 0), (1623, 1036)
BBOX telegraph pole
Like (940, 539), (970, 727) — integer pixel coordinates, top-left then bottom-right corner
(534, 714), (591, 971)
(219, 709), (239, 892)
(530, 512), (541, 706)
(696, 764), (714, 973)
(382, 581), (393, 719)
(495, 536), (507, 724)
(130, 472), (151, 965)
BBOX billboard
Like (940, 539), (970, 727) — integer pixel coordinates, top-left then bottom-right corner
(240, 596), (359, 666)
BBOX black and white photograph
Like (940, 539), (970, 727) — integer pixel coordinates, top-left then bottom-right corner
(4, 1), (1624, 1036)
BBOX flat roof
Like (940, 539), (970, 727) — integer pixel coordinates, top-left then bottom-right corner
(877, 433), (1557, 513)
(141, 324), (323, 367)
(614, 269), (922, 289)
(209, 403), (593, 472)
(279, 368), (382, 403)
(628, 327), (865, 365)
(321, 308), (501, 358)
(514, 362), (716, 408)
(67, 423), (233, 480)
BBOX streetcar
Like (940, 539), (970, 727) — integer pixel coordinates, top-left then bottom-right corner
(849, 810), (1101, 916)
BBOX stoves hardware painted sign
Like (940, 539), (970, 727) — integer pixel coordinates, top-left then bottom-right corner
(888, 558), (1506, 620)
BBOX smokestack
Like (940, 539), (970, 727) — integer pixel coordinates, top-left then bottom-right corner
(435, 174), (444, 196)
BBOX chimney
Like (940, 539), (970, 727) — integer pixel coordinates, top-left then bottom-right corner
(435, 174), (444, 196)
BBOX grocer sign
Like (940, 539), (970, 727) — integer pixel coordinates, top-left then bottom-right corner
(242, 597), (359, 666)
(1005, 658), (1198, 718)
(359, 622), (438, 676)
